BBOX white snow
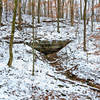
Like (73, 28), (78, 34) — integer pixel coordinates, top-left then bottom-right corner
(0, 14), (100, 100)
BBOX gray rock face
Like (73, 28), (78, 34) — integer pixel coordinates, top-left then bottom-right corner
(26, 40), (72, 55)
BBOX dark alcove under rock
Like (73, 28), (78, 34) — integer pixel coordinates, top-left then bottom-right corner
(26, 39), (72, 55)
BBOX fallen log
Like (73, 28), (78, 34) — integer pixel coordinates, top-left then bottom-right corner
(46, 73), (100, 92)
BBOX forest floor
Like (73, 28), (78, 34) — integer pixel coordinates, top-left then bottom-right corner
(0, 15), (100, 100)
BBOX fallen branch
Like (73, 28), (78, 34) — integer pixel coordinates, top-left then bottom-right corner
(46, 73), (100, 92)
(66, 64), (79, 72)
(46, 73), (75, 84)
(5, 40), (24, 44)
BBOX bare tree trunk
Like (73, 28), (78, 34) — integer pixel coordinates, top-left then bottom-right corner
(48, 0), (49, 17)
(18, 0), (22, 30)
(38, 0), (40, 23)
(32, 0), (35, 75)
(66, 4), (68, 19)
(23, 0), (26, 14)
(83, 0), (87, 51)
(59, 0), (62, 18)
(28, 0), (31, 15)
(0, 0), (2, 25)
(61, 0), (64, 18)
(50, 1), (53, 18)
(70, 0), (74, 26)
(5, 0), (8, 21)
(8, 0), (18, 67)
(57, 0), (60, 33)
(91, 0), (94, 32)
(44, 0), (46, 17)
(80, 0), (82, 19)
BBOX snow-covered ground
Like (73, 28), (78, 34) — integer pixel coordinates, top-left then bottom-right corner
(0, 15), (100, 100)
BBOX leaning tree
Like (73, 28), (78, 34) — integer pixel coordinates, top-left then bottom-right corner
(8, 0), (18, 67)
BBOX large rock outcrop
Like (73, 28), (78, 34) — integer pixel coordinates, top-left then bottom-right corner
(26, 39), (72, 55)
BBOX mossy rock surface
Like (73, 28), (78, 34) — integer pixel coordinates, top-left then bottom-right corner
(26, 40), (72, 55)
